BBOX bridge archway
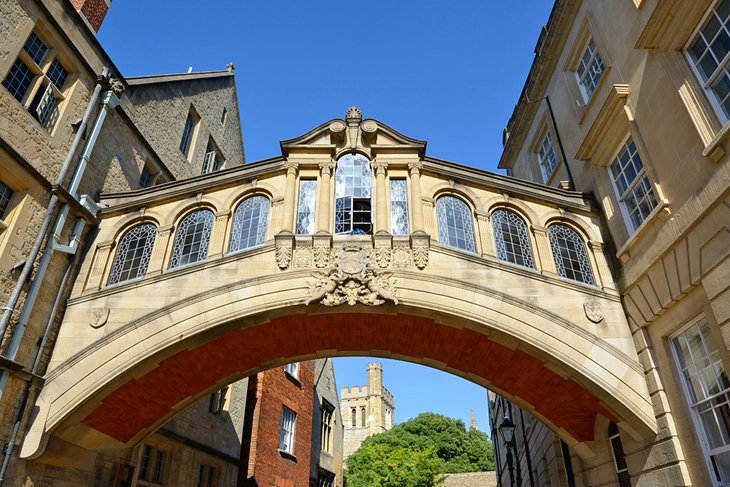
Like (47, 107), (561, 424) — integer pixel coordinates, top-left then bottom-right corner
(22, 110), (655, 463)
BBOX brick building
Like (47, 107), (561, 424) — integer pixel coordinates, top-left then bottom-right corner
(240, 359), (344, 487)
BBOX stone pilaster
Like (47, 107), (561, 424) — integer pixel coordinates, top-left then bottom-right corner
(147, 224), (174, 276)
(408, 160), (425, 233)
(532, 226), (557, 276)
(84, 240), (114, 292)
(373, 159), (388, 234)
(475, 210), (496, 257)
(280, 161), (299, 234)
(317, 159), (335, 233)
(209, 210), (232, 258)
(588, 241), (615, 291)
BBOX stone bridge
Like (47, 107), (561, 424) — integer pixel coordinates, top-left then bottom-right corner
(22, 108), (655, 462)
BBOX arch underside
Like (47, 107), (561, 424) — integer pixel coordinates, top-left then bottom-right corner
(79, 312), (611, 444)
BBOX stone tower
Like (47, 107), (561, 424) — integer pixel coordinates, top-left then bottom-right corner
(340, 362), (395, 462)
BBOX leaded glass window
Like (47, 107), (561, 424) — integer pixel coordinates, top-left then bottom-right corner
(548, 224), (595, 285)
(610, 138), (657, 232)
(492, 209), (534, 269)
(168, 210), (214, 269)
(390, 179), (409, 236)
(436, 196), (476, 252)
(24, 32), (48, 65)
(296, 180), (316, 235)
(334, 154), (372, 234)
(673, 316), (730, 485)
(107, 224), (156, 285)
(229, 196), (269, 252)
(576, 38), (605, 101)
(688, 0), (730, 121)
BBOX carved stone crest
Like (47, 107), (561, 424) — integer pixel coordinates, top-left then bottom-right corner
(584, 301), (604, 324)
(292, 246), (313, 268)
(305, 244), (398, 306)
(90, 308), (110, 329)
(392, 245), (411, 268)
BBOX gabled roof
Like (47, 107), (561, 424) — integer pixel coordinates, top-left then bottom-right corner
(125, 70), (234, 86)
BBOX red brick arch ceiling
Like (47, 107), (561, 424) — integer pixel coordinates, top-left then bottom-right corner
(83, 312), (616, 443)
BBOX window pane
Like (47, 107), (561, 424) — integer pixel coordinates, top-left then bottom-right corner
(180, 114), (194, 155)
(229, 196), (269, 252)
(436, 196), (476, 252)
(47, 59), (68, 89)
(296, 180), (317, 235)
(610, 138), (657, 232)
(492, 209), (535, 268)
(169, 210), (214, 268)
(107, 224), (157, 285)
(0, 181), (14, 220)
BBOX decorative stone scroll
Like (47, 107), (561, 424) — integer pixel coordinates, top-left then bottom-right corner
(275, 233), (293, 269)
(305, 244), (398, 306)
(411, 233), (430, 269)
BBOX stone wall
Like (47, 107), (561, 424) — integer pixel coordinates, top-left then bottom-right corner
(441, 471), (497, 487)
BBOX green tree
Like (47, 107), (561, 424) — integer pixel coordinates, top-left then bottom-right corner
(345, 413), (495, 487)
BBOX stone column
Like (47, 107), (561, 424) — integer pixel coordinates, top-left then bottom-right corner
(147, 224), (174, 276)
(475, 210), (496, 257)
(84, 240), (114, 292)
(281, 160), (299, 234)
(317, 159), (335, 233)
(408, 160), (425, 233)
(589, 241), (615, 291)
(532, 226), (557, 275)
(209, 210), (232, 258)
(373, 159), (388, 234)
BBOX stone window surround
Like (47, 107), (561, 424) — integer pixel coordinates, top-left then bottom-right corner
(670, 314), (730, 486)
(136, 443), (168, 485)
(686, 0), (730, 126)
(1, 24), (76, 135)
(528, 115), (562, 185)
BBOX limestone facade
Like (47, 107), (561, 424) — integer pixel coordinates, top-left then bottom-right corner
(340, 362), (394, 462)
(491, 0), (730, 486)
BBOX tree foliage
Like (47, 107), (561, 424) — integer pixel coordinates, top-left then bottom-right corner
(345, 413), (495, 487)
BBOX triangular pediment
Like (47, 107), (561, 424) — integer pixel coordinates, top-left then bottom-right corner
(280, 107), (426, 159)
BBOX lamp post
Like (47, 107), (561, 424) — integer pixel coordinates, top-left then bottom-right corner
(499, 416), (516, 487)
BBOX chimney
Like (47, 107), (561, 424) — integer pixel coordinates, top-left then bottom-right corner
(70, 0), (112, 33)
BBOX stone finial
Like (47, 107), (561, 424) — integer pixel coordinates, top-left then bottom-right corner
(346, 106), (362, 123)
(470, 409), (477, 431)
(227, 62), (235, 73)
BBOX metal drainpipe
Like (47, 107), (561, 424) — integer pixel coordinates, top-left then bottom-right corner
(0, 88), (117, 397)
(0, 226), (79, 486)
(0, 68), (109, 341)
(544, 95), (575, 191)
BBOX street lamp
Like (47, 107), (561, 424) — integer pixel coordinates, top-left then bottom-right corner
(499, 416), (517, 487)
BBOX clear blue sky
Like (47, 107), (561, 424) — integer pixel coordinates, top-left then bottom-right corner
(97, 1), (554, 436)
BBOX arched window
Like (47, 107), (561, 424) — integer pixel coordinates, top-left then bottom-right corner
(436, 195), (476, 252)
(334, 153), (372, 234)
(168, 209), (214, 269)
(492, 209), (534, 268)
(548, 224), (595, 285)
(229, 195), (269, 252)
(107, 223), (156, 285)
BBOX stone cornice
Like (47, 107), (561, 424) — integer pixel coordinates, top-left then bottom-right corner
(634, 0), (713, 50)
(575, 84), (630, 163)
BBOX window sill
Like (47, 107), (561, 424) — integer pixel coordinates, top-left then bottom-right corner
(616, 199), (670, 263)
(702, 122), (730, 162)
(278, 449), (297, 461)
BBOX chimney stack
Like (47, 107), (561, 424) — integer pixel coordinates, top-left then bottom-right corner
(70, 0), (112, 33)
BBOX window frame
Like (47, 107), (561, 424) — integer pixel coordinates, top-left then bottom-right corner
(671, 315), (730, 486)
(333, 153), (373, 235)
(284, 362), (299, 380)
(536, 129), (560, 184)
(168, 209), (214, 269)
(607, 136), (658, 234)
(389, 178), (410, 236)
(608, 422), (631, 487)
(107, 223), (157, 286)
(491, 208), (535, 269)
(436, 195), (477, 253)
(574, 37), (606, 103)
(0, 181), (16, 221)
(547, 223), (596, 285)
(279, 407), (297, 455)
(137, 444), (167, 486)
(320, 400), (334, 454)
(228, 195), (270, 253)
(686, 0), (730, 125)
(208, 387), (227, 417)
(295, 179), (317, 235)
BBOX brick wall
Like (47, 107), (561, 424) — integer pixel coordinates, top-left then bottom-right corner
(241, 362), (315, 487)
(69, 0), (110, 32)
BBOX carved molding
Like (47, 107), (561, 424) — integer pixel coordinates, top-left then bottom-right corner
(275, 234), (293, 269)
(319, 159), (336, 176)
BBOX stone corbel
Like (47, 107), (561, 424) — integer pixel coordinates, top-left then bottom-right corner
(312, 233), (333, 268)
(411, 232), (430, 269)
(147, 224), (174, 276)
(275, 232), (295, 269)
(83, 240), (115, 293)
(373, 233), (393, 268)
